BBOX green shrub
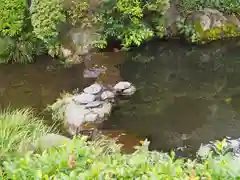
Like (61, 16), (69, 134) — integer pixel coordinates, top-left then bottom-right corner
(96, 0), (169, 49)
(0, 34), (46, 64)
(30, 0), (66, 56)
(0, 0), (27, 37)
(2, 137), (240, 179)
(179, 0), (240, 14)
(0, 108), (51, 159)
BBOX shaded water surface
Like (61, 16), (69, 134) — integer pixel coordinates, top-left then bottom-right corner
(1, 39), (240, 154)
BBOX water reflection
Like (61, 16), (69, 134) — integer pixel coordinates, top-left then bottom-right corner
(103, 39), (240, 153)
(1, 39), (240, 154)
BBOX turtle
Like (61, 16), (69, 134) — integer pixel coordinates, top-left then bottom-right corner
(122, 85), (136, 96)
(72, 93), (95, 105)
(101, 90), (115, 101)
(83, 83), (103, 95)
(114, 81), (132, 91)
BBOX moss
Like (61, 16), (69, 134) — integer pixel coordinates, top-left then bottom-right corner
(202, 23), (240, 41)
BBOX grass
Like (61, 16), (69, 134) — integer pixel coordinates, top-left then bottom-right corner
(0, 108), (52, 159)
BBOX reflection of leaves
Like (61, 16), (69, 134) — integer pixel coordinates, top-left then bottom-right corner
(132, 54), (155, 63)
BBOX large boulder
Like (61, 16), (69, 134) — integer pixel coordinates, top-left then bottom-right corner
(65, 99), (112, 135)
(183, 8), (240, 43)
(35, 133), (71, 152)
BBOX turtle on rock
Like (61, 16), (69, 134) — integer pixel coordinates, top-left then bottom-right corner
(83, 83), (103, 95)
(100, 90), (116, 103)
(114, 81), (136, 96)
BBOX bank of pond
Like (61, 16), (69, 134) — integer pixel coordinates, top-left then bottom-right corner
(1, 101), (240, 179)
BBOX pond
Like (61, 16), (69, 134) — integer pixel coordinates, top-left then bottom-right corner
(1, 39), (240, 155)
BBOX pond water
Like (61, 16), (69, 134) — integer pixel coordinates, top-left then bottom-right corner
(1, 39), (240, 155)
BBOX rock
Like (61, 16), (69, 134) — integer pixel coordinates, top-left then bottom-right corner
(65, 101), (112, 135)
(83, 66), (107, 78)
(114, 81), (132, 91)
(101, 90), (115, 101)
(72, 93), (96, 104)
(92, 102), (112, 119)
(163, 4), (181, 36)
(83, 83), (102, 95)
(69, 27), (101, 56)
(197, 137), (240, 159)
(197, 144), (212, 158)
(18, 140), (36, 153)
(61, 46), (73, 58)
(185, 11), (211, 31)
(122, 85), (137, 96)
(226, 14), (240, 27)
(85, 101), (103, 108)
(35, 133), (71, 152)
(183, 8), (240, 42)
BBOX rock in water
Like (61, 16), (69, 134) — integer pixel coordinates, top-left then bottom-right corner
(83, 83), (102, 95)
(83, 66), (107, 78)
(65, 101), (112, 135)
(122, 85), (136, 96)
(35, 133), (71, 152)
(72, 93), (96, 104)
(114, 81), (132, 91)
(85, 101), (102, 108)
(101, 90), (115, 101)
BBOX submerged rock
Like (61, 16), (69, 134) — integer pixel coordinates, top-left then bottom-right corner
(83, 66), (107, 78)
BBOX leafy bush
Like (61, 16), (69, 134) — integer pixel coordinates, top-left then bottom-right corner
(30, 0), (66, 56)
(0, 108), (51, 159)
(96, 0), (170, 49)
(0, 0), (27, 37)
(0, 34), (46, 64)
(179, 0), (240, 14)
(2, 136), (240, 179)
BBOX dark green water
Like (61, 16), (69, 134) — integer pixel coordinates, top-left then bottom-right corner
(1, 39), (240, 154)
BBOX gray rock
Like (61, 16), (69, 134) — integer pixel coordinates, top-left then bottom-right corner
(72, 93), (96, 104)
(65, 101), (112, 135)
(85, 101), (103, 108)
(114, 81), (132, 91)
(83, 83), (102, 95)
(197, 144), (212, 158)
(122, 85), (137, 96)
(35, 133), (71, 152)
(185, 11), (211, 31)
(18, 140), (36, 153)
(101, 90), (115, 100)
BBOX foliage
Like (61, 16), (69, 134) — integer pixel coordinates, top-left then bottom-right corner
(1, 136), (240, 179)
(0, 34), (46, 64)
(96, 0), (169, 49)
(0, 108), (51, 160)
(177, 19), (201, 43)
(179, 0), (240, 14)
(46, 91), (76, 126)
(0, 0), (27, 37)
(30, 0), (66, 56)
